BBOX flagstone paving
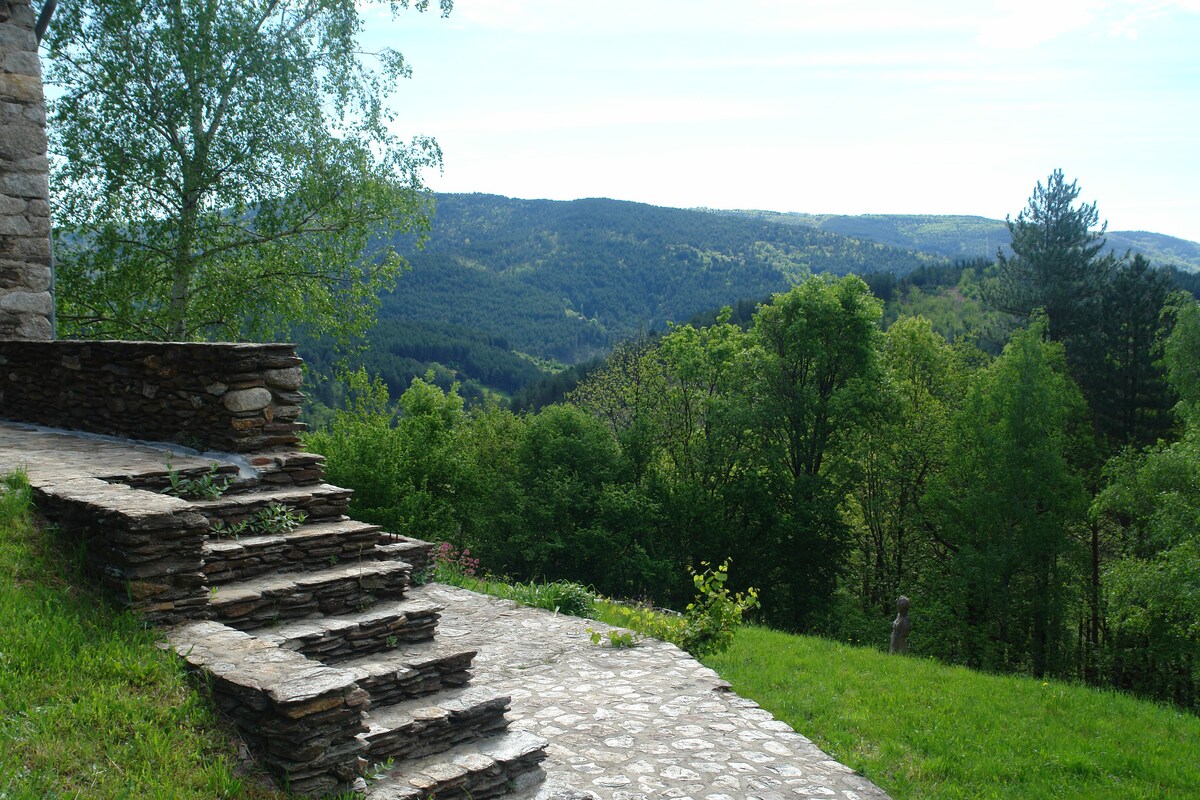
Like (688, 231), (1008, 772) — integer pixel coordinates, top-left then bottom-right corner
(418, 583), (890, 800)
(0, 420), (241, 482)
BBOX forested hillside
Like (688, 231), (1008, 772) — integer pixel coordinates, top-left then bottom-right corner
(301, 193), (946, 403)
(301, 193), (1200, 406)
(380, 193), (942, 359)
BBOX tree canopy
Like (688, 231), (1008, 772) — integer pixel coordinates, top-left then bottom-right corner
(46, 0), (452, 342)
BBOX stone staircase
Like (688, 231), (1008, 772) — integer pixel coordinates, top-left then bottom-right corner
(141, 458), (552, 797)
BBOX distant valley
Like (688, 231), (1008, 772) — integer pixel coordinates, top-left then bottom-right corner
(301, 193), (1200, 406)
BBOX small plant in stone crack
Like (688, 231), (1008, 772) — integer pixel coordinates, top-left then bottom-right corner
(162, 458), (233, 500)
(587, 626), (641, 649)
(209, 503), (306, 538)
(248, 502), (307, 534)
(325, 758), (395, 798)
(209, 518), (249, 539)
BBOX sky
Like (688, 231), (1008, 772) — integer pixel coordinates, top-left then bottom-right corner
(360, 0), (1200, 243)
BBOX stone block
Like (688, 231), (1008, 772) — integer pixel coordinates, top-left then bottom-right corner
(223, 387), (272, 412)
(0, 170), (46, 199)
(15, 314), (50, 339)
(0, 289), (51, 314)
(3, 49), (41, 77)
(21, 103), (44, 125)
(25, 213), (47, 236)
(263, 366), (303, 390)
(7, 154), (48, 173)
(0, 71), (42, 103)
(0, 232), (48, 259)
(0, 194), (24, 214)
(0, 22), (36, 54)
(0, 212), (31, 235)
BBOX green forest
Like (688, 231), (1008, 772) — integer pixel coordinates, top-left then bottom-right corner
(306, 172), (1200, 711)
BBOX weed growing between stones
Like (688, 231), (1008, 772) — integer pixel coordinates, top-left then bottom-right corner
(163, 458), (233, 500)
(210, 519), (250, 539)
(250, 502), (306, 534)
(587, 627), (640, 648)
(210, 503), (307, 539)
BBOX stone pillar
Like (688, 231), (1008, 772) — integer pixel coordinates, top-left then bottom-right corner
(0, 0), (53, 341)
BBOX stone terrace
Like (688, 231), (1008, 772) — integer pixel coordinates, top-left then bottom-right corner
(0, 419), (891, 800)
(422, 583), (891, 800)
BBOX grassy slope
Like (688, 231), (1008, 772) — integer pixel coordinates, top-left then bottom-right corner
(0, 473), (283, 800)
(706, 625), (1200, 800)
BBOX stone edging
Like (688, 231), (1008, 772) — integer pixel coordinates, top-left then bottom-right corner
(0, 340), (306, 451)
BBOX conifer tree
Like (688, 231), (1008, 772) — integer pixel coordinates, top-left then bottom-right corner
(985, 170), (1115, 363)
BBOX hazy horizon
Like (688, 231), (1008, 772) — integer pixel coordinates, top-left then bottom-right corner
(362, 0), (1200, 243)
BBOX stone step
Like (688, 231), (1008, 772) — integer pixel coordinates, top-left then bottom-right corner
(340, 641), (477, 705)
(165, 620), (369, 797)
(372, 536), (435, 574)
(366, 731), (549, 800)
(362, 687), (512, 764)
(188, 482), (353, 526)
(121, 461), (242, 493)
(204, 519), (386, 583)
(262, 597), (443, 660)
(210, 560), (410, 630)
(247, 450), (328, 487)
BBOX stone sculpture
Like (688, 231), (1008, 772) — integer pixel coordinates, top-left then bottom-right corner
(889, 595), (911, 654)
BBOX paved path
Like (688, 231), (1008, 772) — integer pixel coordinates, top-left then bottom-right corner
(418, 583), (890, 800)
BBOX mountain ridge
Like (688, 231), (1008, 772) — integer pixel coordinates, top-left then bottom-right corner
(714, 207), (1200, 269)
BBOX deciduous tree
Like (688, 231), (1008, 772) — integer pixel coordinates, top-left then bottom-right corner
(46, 0), (451, 341)
(927, 320), (1090, 677)
(740, 275), (883, 627)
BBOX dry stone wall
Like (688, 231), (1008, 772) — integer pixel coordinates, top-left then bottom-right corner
(32, 475), (211, 624)
(0, 341), (307, 452)
(0, 0), (53, 341)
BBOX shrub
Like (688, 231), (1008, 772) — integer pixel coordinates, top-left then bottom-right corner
(679, 559), (759, 657)
(595, 559), (759, 657)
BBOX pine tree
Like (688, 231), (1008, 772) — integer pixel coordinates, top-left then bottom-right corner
(985, 170), (1115, 360)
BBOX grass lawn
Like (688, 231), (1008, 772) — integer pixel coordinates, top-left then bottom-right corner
(706, 624), (1200, 800)
(0, 472), (284, 800)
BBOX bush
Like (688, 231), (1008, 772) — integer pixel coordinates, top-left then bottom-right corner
(679, 560), (760, 657)
(596, 559), (759, 658)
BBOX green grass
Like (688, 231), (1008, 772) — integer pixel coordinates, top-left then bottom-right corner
(0, 471), (283, 800)
(435, 571), (597, 618)
(705, 624), (1200, 800)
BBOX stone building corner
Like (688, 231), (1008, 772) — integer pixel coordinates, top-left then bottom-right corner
(0, 0), (54, 341)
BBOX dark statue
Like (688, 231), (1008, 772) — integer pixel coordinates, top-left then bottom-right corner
(889, 595), (911, 654)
